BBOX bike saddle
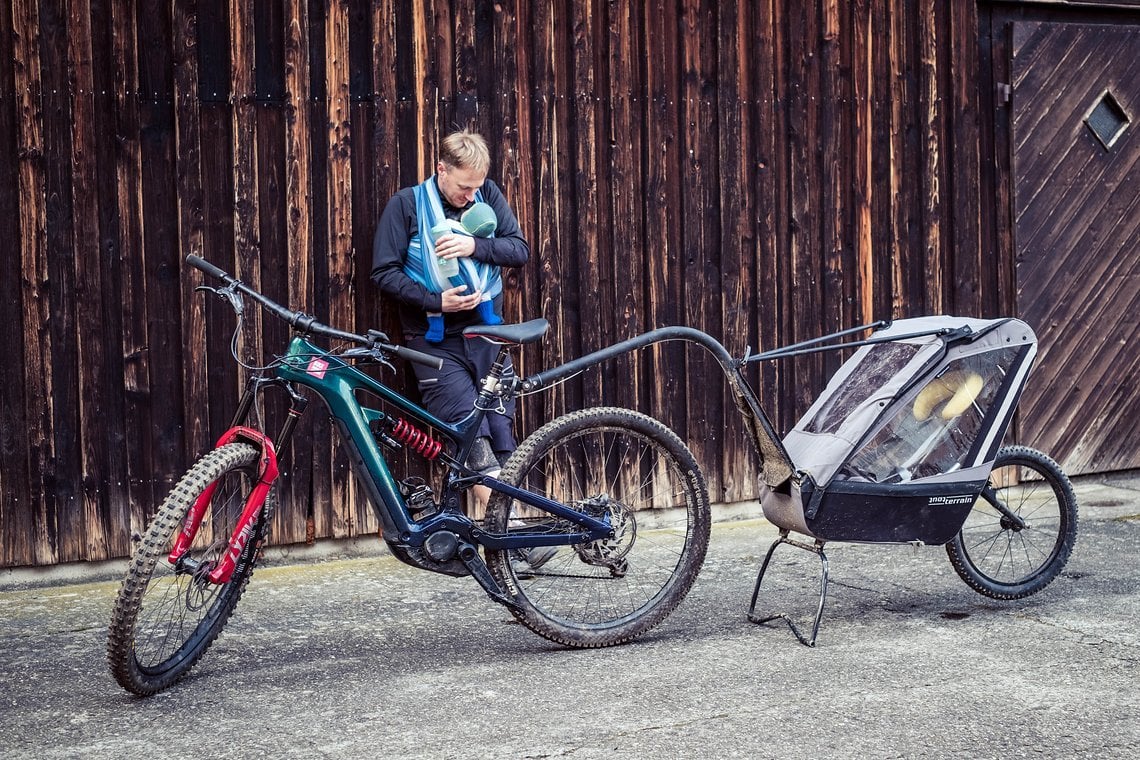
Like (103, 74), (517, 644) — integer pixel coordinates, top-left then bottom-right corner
(463, 319), (550, 345)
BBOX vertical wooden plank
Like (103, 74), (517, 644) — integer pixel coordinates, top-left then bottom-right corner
(13, 0), (57, 565)
(306, 0), (334, 542)
(917, 0), (944, 313)
(370, 0), (406, 396)
(348, 5), (383, 542)
(752, 0), (789, 432)
(529, 0), (577, 423)
(715, 0), (755, 502)
(281, 0), (315, 545)
(67, 0), (113, 560)
(411, 0), (438, 177)
(172, 0), (209, 466)
(869, 0), (894, 323)
(785, 0), (825, 418)
(853, 0), (875, 327)
(571, 0), (605, 408)
(90, 0), (133, 561)
(642, 0), (685, 435)
(489, 0), (530, 326)
(138, 0), (185, 504)
(949, 0), (982, 316)
(40, 0), (84, 564)
(888, 0), (922, 318)
(327, 0), (356, 537)
(109, 0), (152, 540)
(491, 0), (538, 442)
(819, 0), (854, 375)
(452, 0), (478, 129)
(606, 0), (645, 420)
(252, 0), (297, 542)
(679, 0), (723, 499)
(0, 2), (32, 566)
(230, 0), (264, 376)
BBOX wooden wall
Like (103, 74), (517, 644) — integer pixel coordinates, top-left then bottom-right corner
(0, 0), (997, 568)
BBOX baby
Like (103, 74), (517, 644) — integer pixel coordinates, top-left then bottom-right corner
(403, 178), (503, 343)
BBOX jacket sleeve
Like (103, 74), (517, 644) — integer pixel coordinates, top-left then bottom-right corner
(370, 191), (443, 311)
(471, 179), (530, 267)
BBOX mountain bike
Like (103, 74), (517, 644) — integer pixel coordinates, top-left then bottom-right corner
(107, 254), (711, 696)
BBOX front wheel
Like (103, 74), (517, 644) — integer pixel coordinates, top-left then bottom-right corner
(946, 445), (1077, 599)
(106, 443), (275, 695)
(485, 407), (711, 647)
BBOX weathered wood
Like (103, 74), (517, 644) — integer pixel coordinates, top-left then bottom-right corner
(680, 0), (724, 499)
(327, 0), (356, 537)
(5, 0), (1138, 567)
(1010, 20), (1140, 474)
(279, 0), (315, 546)
(69, 0), (113, 561)
(642, 0), (686, 442)
(1, 0), (28, 568)
(14, 0), (57, 565)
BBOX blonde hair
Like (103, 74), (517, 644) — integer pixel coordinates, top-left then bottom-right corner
(439, 130), (490, 175)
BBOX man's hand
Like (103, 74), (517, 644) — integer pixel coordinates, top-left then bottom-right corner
(435, 233), (476, 260)
(440, 284), (483, 313)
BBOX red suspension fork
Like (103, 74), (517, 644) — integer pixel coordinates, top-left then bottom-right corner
(168, 426), (281, 584)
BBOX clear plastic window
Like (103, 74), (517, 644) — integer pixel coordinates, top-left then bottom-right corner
(836, 348), (1020, 483)
(804, 342), (920, 435)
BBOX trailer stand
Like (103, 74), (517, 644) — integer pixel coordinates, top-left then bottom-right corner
(747, 531), (829, 647)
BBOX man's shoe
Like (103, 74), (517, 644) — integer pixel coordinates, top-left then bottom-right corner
(510, 546), (558, 577)
(520, 546), (557, 570)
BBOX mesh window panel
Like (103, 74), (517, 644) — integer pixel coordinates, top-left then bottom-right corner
(1086, 92), (1130, 149)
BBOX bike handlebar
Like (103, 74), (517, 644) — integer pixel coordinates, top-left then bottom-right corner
(185, 254), (443, 371)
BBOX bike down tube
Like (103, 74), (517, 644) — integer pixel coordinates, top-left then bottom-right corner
(275, 336), (476, 540)
(521, 326), (797, 488)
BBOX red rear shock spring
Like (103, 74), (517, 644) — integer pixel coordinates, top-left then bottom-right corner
(389, 418), (443, 460)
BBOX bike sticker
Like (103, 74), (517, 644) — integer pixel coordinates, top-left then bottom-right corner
(306, 357), (330, 379)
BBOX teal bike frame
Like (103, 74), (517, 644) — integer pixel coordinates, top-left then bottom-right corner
(182, 254), (612, 608)
(272, 334), (612, 550)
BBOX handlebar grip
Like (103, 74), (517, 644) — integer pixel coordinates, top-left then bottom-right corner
(388, 344), (445, 371)
(186, 254), (232, 282)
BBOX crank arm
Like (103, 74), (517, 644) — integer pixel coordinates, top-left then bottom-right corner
(457, 542), (525, 612)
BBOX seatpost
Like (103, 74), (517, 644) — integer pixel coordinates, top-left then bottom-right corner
(475, 344), (513, 411)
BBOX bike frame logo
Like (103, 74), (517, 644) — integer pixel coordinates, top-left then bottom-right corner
(226, 519), (257, 567)
(307, 357), (330, 378)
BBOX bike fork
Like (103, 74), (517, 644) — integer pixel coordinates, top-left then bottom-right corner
(169, 378), (309, 584)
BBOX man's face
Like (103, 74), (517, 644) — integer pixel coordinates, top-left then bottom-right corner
(436, 162), (486, 208)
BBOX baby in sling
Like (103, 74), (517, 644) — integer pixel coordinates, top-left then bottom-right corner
(402, 177), (502, 343)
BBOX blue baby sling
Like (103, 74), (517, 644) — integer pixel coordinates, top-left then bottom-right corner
(404, 178), (503, 302)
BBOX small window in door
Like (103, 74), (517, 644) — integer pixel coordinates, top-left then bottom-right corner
(1085, 91), (1130, 150)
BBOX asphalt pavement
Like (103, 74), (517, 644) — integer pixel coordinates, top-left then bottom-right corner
(1, 473), (1138, 759)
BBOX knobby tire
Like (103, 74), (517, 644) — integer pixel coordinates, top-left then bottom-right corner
(106, 443), (274, 695)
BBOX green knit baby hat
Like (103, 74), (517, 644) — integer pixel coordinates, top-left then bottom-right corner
(461, 202), (498, 237)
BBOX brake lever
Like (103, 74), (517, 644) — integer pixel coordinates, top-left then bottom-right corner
(341, 346), (397, 374)
(195, 284), (245, 316)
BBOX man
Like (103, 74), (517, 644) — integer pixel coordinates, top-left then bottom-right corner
(371, 130), (527, 504)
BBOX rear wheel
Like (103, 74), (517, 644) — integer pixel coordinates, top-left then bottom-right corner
(485, 407), (710, 647)
(946, 445), (1077, 599)
(106, 443), (274, 695)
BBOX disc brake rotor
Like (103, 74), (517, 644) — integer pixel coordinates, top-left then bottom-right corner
(575, 494), (636, 576)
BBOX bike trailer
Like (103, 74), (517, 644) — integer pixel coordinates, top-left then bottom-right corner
(760, 316), (1038, 545)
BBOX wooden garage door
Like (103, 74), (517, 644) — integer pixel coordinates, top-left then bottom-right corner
(1010, 21), (1140, 475)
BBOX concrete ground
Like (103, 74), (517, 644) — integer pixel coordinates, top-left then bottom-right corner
(1, 474), (1138, 759)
